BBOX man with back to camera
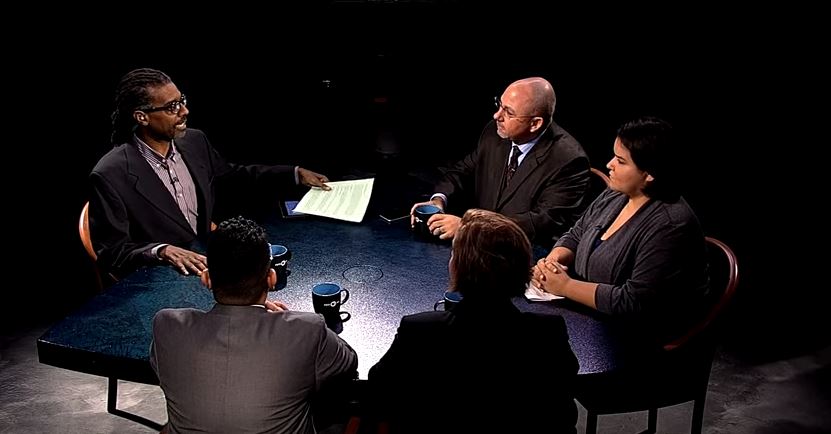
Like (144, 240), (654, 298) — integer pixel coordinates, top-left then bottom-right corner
(370, 209), (578, 433)
(150, 216), (358, 433)
(89, 68), (331, 278)
(411, 77), (591, 247)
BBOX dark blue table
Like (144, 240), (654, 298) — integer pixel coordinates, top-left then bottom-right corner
(38, 215), (623, 426)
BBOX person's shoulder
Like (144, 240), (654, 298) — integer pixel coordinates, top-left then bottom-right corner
(152, 307), (204, 326)
(181, 128), (207, 140)
(403, 310), (451, 324)
(548, 121), (585, 152)
(548, 121), (573, 138)
(170, 128), (210, 152)
(397, 311), (452, 333)
(652, 196), (702, 228)
(590, 188), (624, 210)
(91, 144), (130, 174)
(277, 310), (329, 329)
(476, 119), (501, 146)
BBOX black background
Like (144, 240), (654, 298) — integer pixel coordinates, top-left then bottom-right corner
(3, 3), (825, 367)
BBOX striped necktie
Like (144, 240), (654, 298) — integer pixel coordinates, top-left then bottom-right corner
(505, 145), (522, 186)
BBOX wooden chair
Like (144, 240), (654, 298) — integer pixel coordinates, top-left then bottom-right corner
(587, 167), (611, 202)
(79, 201), (96, 261)
(576, 236), (739, 434)
(590, 167), (611, 187)
(80, 202), (161, 428)
(79, 201), (107, 291)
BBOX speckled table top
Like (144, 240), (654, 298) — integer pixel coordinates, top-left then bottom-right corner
(39, 216), (622, 382)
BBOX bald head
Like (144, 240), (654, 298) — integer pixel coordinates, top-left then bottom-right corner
(507, 77), (556, 122)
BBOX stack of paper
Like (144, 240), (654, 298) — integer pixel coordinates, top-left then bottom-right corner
(293, 179), (374, 223)
(524, 282), (564, 301)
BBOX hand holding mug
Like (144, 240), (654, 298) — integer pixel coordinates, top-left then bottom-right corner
(410, 200), (444, 229)
(427, 214), (461, 240)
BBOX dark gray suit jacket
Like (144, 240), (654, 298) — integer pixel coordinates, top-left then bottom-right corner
(89, 129), (294, 277)
(435, 120), (591, 245)
(150, 305), (357, 434)
(368, 299), (578, 434)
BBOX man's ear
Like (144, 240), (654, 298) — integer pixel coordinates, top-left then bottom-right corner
(200, 269), (211, 289)
(133, 111), (148, 126)
(267, 268), (277, 291)
(646, 173), (655, 182)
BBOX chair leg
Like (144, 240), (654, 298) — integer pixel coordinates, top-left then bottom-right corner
(691, 397), (705, 434)
(343, 416), (361, 434)
(585, 411), (598, 434)
(647, 408), (657, 434)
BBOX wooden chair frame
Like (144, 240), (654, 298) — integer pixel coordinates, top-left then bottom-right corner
(580, 236), (739, 434)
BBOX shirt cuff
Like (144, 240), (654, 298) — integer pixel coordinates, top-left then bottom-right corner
(151, 244), (169, 260)
(294, 166), (300, 185)
(430, 193), (448, 208)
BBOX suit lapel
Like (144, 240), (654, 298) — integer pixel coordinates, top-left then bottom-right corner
(124, 142), (195, 235)
(496, 133), (553, 209)
(490, 140), (512, 210)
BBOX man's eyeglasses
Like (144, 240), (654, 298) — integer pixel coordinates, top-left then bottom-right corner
(141, 94), (187, 115)
(494, 96), (537, 119)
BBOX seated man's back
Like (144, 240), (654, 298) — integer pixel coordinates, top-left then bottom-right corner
(370, 306), (577, 433)
(368, 210), (578, 434)
(150, 217), (357, 434)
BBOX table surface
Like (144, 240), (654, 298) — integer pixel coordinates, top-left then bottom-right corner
(38, 215), (624, 382)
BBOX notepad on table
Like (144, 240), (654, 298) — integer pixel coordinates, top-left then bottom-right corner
(524, 282), (564, 301)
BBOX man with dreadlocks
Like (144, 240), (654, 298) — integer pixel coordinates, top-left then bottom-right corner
(89, 68), (330, 278)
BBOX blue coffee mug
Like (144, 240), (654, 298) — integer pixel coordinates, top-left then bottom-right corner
(413, 204), (442, 238)
(312, 283), (351, 322)
(269, 244), (292, 290)
(434, 290), (463, 311)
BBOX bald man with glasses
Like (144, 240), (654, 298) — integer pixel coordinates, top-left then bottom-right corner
(89, 68), (331, 278)
(410, 77), (591, 247)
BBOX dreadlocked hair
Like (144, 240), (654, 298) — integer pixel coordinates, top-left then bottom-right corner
(110, 68), (171, 145)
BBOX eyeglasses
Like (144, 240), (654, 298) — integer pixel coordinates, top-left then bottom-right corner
(494, 96), (537, 119)
(141, 94), (187, 115)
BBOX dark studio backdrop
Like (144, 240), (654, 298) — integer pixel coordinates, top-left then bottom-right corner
(4, 4), (825, 373)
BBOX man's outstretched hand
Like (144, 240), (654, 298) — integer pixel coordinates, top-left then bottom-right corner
(298, 167), (331, 190)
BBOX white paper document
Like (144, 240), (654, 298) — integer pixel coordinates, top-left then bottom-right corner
(293, 178), (375, 223)
(524, 282), (564, 301)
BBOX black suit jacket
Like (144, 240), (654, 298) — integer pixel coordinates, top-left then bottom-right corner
(368, 299), (579, 434)
(435, 120), (590, 245)
(89, 128), (294, 277)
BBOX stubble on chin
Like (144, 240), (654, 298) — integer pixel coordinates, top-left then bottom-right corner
(173, 127), (187, 140)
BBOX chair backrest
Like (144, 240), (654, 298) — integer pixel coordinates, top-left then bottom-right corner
(590, 167), (611, 187)
(79, 201), (96, 261)
(587, 167), (611, 202)
(663, 236), (739, 351)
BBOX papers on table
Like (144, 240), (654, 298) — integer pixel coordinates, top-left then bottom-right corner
(293, 178), (375, 223)
(524, 282), (564, 301)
